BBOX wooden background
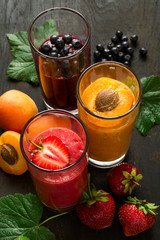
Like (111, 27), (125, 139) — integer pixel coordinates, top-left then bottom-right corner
(0, 0), (160, 239)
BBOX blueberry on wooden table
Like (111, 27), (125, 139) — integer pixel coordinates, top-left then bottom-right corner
(139, 47), (148, 56)
(130, 34), (138, 43)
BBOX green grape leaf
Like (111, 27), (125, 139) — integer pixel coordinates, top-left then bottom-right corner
(0, 193), (55, 240)
(135, 75), (160, 135)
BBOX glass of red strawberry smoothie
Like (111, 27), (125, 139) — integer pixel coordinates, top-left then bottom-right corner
(28, 8), (90, 115)
(20, 110), (89, 212)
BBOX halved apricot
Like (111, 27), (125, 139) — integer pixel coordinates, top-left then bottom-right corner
(81, 77), (135, 128)
(0, 131), (28, 175)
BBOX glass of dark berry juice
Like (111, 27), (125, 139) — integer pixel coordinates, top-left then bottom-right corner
(20, 109), (89, 212)
(28, 8), (90, 114)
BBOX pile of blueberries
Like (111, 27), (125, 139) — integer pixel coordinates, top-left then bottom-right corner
(40, 34), (82, 57)
(93, 30), (147, 66)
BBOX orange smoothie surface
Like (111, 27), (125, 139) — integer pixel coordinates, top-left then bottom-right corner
(82, 77), (135, 118)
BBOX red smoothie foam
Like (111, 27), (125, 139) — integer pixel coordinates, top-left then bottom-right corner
(28, 127), (88, 210)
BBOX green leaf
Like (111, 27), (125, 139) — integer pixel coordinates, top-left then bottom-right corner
(122, 171), (130, 179)
(134, 173), (143, 182)
(6, 32), (39, 85)
(6, 19), (58, 85)
(32, 19), (58, 49)
(0, 193), (55, 240)
(15, 237), (30, 240)
(135, 75), (160, 135)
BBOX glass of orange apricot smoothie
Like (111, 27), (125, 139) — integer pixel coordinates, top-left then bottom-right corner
(20, 110), (89, 212)
(77, 62), (142, 168)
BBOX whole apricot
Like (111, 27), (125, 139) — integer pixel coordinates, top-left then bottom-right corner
(0, 90), (38, 133)
(0, 131), (28, 175)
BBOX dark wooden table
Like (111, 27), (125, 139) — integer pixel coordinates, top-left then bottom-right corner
(0, 0), (160, 239)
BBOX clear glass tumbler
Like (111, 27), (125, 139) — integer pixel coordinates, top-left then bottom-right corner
(20, 110), (89, 212)
(77, 61), (142, 168)
(28, 8), (90, 114)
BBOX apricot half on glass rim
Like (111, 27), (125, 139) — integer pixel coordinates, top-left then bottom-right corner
(0, 131), (28, 175)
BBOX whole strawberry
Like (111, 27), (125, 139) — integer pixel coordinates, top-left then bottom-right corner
(76, 174), (116, 229)
(107, 163), (143, 197)
(118, 196), (159, 236)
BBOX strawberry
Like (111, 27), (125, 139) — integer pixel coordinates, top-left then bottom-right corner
(29, 135), (69, 170)
(107, 163), (143, 197)
(76, 173), (116, 229)
(118, 196), (159, 236)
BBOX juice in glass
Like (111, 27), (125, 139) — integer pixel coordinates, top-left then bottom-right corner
(28, 8), (90, 114)
(20, 110), (89, 211)
(77, 62), (142, 168)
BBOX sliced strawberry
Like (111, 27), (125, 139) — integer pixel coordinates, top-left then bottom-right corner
(30, 135), (69, 170)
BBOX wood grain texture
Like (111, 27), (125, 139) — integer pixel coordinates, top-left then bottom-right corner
(0, 0), (160, 239)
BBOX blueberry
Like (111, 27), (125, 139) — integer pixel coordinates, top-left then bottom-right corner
(62, 34), (72, 44)
(124, 54), (131, 62)
(116, 44), (123, 51)
(107, 42), (115, 50)
(124, 61), (131, 67)
(50, 51), (58, 57)
(40, 44), (51, 54)
(130, 34), (138, 43)
(111, 47), (119, 55)
(101, 58), (108, 62)
(96, 44), (104, 52)
(116, 30), (123, 38)
(121, 35), (128, 42)
(94, 50), (101, 60)
(126, 47), (134, 55)
(51, 47), (59, 53)
(107, 54), (113, 60)
(60, 47), (69, 56)
(50, 35), (58, 44)
(72, 39), (82, 49)
(122, 41), (129, 49)
(118, 51), (124, 59)
(111, 35), (118, 43)
(55, 38), (65, 49)
(139, 47), (147, 56)
(103, 48), (110, 58)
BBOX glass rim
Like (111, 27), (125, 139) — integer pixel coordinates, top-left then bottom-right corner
(28, 7), (91, 60)
(20, 109), (89, 173)
(77, 61), (142, 120)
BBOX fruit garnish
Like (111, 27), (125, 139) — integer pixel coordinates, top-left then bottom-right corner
(107, 163), (143, 197)
(29, 135), (69, 170)
(76, 173), (116, 229)
(39, 34), (83, 57)
(118, 196), (159, 236)
(95, 89), (120, 112)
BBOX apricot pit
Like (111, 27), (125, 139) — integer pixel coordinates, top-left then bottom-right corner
(0, 131), (28, 175)
(95, 89), (120, 112)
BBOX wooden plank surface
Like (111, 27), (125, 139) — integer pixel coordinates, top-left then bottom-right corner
(0, 0), (160, 239)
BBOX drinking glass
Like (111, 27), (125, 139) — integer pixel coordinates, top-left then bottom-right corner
(20, 110), (89, 212)
(28, 8), (90, 114)
(77, 61), (142, 168)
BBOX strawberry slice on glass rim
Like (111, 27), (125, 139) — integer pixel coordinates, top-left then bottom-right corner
(29, 135), (70, 170)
